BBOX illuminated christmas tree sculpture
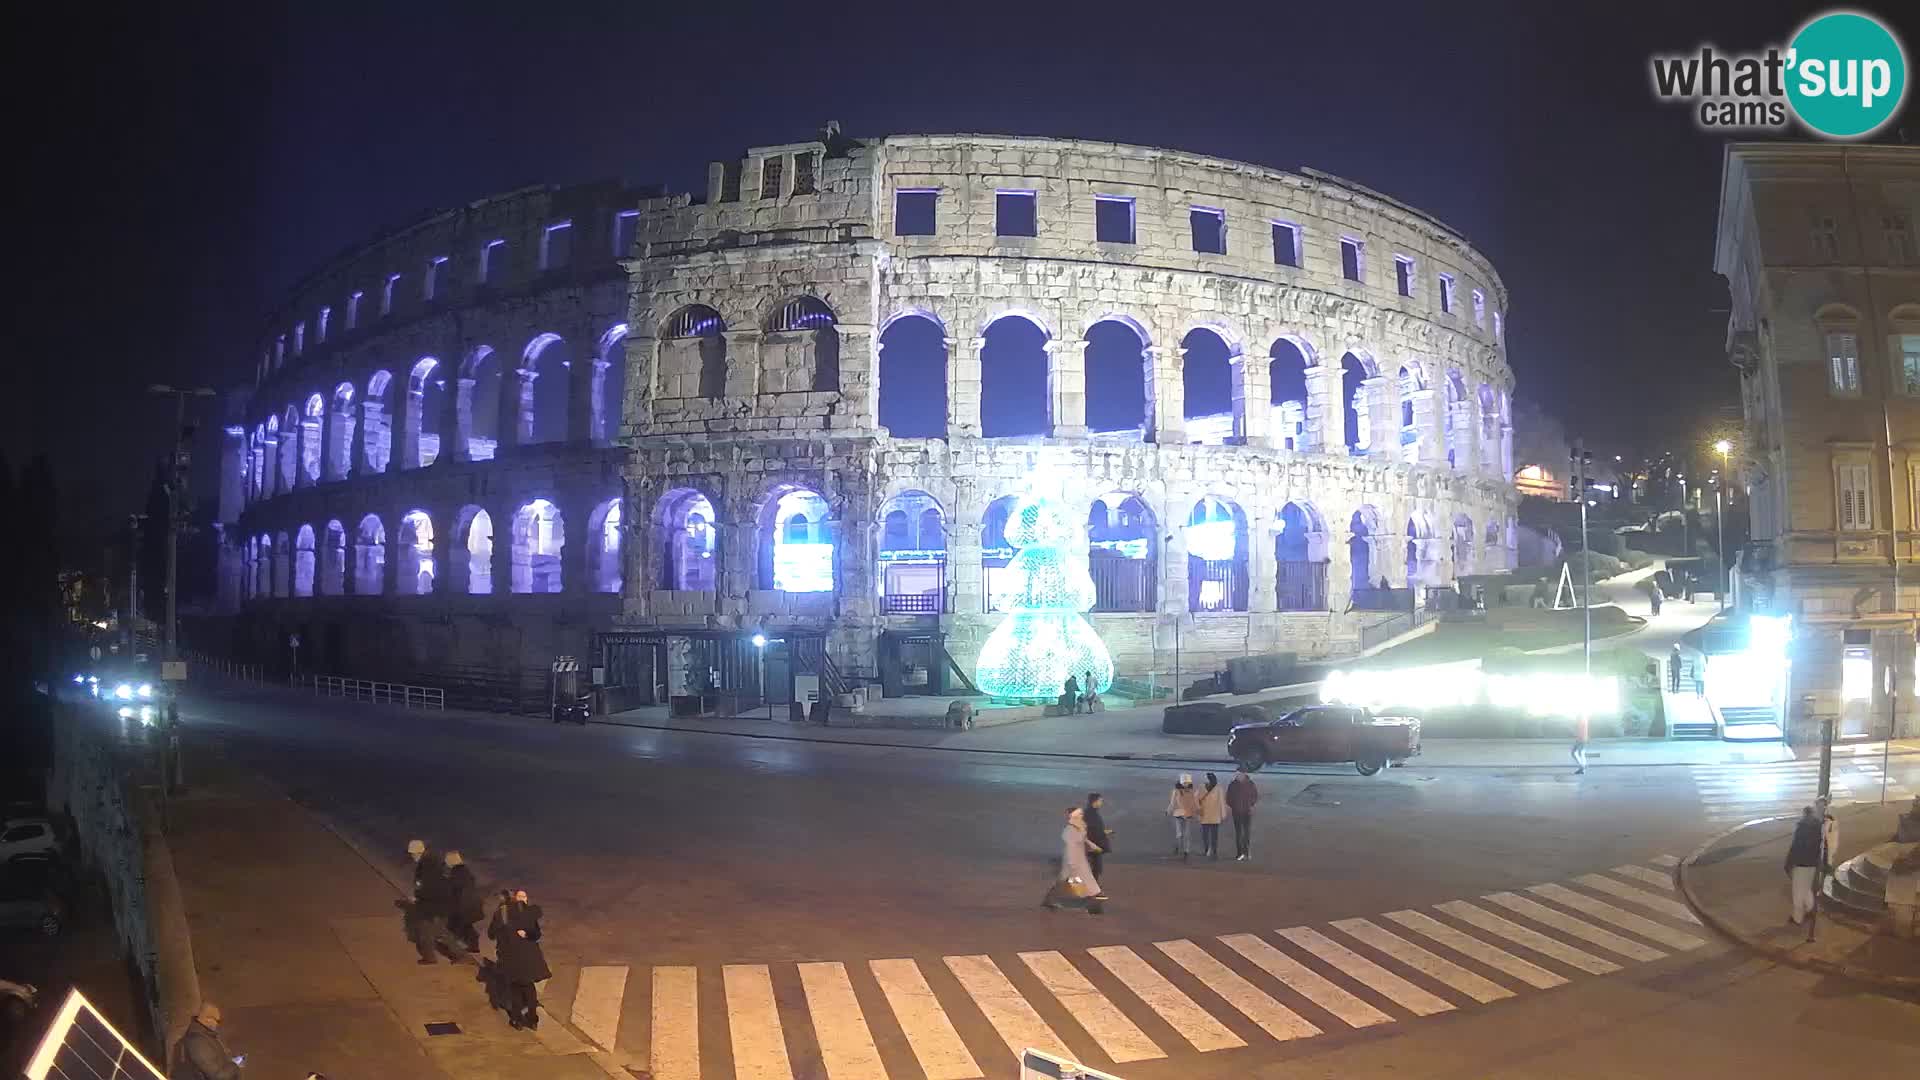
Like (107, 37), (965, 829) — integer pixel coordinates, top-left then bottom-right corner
(974, 495), (1115, 702)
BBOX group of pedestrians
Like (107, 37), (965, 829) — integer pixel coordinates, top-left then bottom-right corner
(1044, 767), (1261, 915)
(405, 838), (551, 1030)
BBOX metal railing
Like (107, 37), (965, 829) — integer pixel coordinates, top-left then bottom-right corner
(182, 650), (267, 683)
(296, 673), (446, 710)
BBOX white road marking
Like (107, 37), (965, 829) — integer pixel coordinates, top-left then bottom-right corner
(1648, 854), (1680, 867)
(1526, 884), (1706, 951)
(651, 966), (700, 1080)
(797, 962), (887, 1080)
(1018, 951), (1164, 1063)
(1154, 939), (1321, 1042)
(1329, 918), (1513, 1004)
(1086, 946), (1244, 1053)
(1216, 933), (1393, 1028)
(1382, 911), (1567, 989)
(945, 955), (1070, 1063)
(1481, 892), (1667, 962)
(868, 959), (981, 1080)
(1434, 901), (1621, 975)
(1275, 927), (1454, 1017)
(570, 964), (628, 1051)
(1576, 874), (1700, 922)
(1609, 865), (1678, 890)
(723, 964), (795, 1080)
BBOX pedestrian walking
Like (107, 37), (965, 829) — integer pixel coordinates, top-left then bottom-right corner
(443, 851), (483, 954)
(1227, 766), (1258, 861)
(1570, 712), (1589, 774)
(1668, 644), (1684, 694)
(1786, 805), (1823, 925)
(1083, 793), (1112, 882)
(1198, 772), (1225, 860)
(1041, 806), (1105, 913)
(1060, 673), (1081, 714)
(406, 839), (445, 963)
(490, 889), (552, 1029)
(1166, 774), (1200, 862)
(170, 1003), (244, 1079)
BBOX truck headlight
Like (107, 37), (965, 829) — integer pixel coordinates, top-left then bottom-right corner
(113, 683), (133, 701)
(138, 683), (153, 699)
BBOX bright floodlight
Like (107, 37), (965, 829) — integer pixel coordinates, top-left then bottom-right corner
(113, 683), (133, 701)
(751, 633), (768, 648)
(1714, 439), (1732, 455)
(138, 683), (153, 698)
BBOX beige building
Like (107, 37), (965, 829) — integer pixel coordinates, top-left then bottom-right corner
(1716, 141), (1920, 743)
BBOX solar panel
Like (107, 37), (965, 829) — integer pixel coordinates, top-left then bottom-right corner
(22, 989), (165, 1080)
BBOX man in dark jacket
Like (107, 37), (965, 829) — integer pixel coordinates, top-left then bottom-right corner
(1227, 766), (1258, 861)
(1785, 806), (1823, 925)
(1083, 793), (1112, 880)
(443, 851), (483, 954)
(170, 1003), (243, 1079)
(490, 889), (551, 1030)
(407, 838), (448, 963)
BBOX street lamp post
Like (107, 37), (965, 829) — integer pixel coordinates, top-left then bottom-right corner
(148, 384), (217, 663)
(1714, 440), (1732, 612)
(1570, 441), (1593, 680)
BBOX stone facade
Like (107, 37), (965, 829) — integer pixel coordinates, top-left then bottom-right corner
(1717, 142), (1920, 743)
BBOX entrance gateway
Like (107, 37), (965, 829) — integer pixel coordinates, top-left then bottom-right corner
(593, 629), (835, 715)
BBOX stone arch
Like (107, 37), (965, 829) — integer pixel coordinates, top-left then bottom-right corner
(353, 514), (386, 595)
(662, 303), (727, 400)
(293, 525), (315, 597)
(980, 312), (1051, 438)
(760, 486), (834, 592)
(299, 395), (324, 484)
(454, 505), (493, 595)
(459, 347), (502, 461)
(1088, 492), (1157, 612)
(1445, 369), (1469, 469)
(397, 510), (436, 596)
(765, 295), (840, 393)
(327, 383), (356, 480)
(1452, 512), (1475, 577)
(1182, 327), (1238, 444)
(877, 488), (946, 613)
(522, 333), (572, 445)
(249, 427), (265, 501)
(652, 487), (718, 592)
(1275, 501), (1330, 611)
(1349, 505), (1384, 598)
(981, 494), (1022, 612)
(593, 323), (628, 444)
(510, 500), (565, 594)
(1477, 382), (1501, 472)
(1397, 363), (1426, 463)
(1340, 351), (1376, 454)
(272, 530), (292, 597)
(586, 497), (623, 594)
(1188, 495), (1249, 612)
(363, 371), (394, 473)
(1084, 318), (1149, 434)
(320, 519), (346, 595)
(404, 358), (445, 468)
(878, 312), (948, 438)
(1269, 337), (1314, 451)
(271, 411), (292, 494)
(1406, 510), (1435, 587)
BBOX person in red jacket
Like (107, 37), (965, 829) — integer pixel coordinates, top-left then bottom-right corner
(1226, 766), (1259, 861)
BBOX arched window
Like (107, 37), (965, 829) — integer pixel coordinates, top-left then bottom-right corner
(1275, 502), (1329, 611)
(456, 506), (493, 595)
(762, 489), (833, 592)
(1088, 493), (1156, 612)
(1186, 496), (1248, 612)
(1406, 512), (1435, 587)
(407, 357), (445, 467)
(982, 495), (1020, 612)
(272, 531), (291, 597)
(877, 489), (946, 613)
(1269, 338), (1312, 451)
(459, 348), (501, 461)
(1340, 352), (1374, 454)
(300, 395), (324, 483)
(327, 383), (356, 480)
(593, 324), (628, 444)
(293, 525), (316, 597)
(398, 510), (435, 595)
(587, 498), (623, 594)
(1182, 327), (1236, 444)
(522, 334), (572, 445)
(878, 312), (947, 438)
(278, 407), (299, 492)
(363, 371), (393, 473)
(653, 489), (717, 592)
(1349, 506), (1383, 602)
(1445, 370), (1468, 470)
(321, 520), (346, 595)
(354, 515), (387, 595)
(1085, 319), (1148, 434)
(1398, 364), (1425, 464)
(980, 314), (1050, 437)
(662, 304), (727, 400)
(1452, 513), (1475, 578)
(1478, 383), (1501, 472)
(249, 427), (265, 501)
(766, 297), (839, 392)
(511, 500), (565, 594)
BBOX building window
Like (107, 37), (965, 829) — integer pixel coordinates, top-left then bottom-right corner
(1901, 334), (1920, 395)
(1272, 222), (1300, 267)
(317, 306), (331, 343)
(613, 210), (640, 257)
(1813, 216), (1841, 262)
(539, 221), (573, 271)
(895, 189), (938, 236)
(1494, 311), (1503, 342)
(996, 190), (1037, 237)
(293, 321), (305, 354)
(347, 291), (363, 330)
(1437, 274), (1454, 314)
(1472, 289), (1486, 327)
(1888, 215), (1915, 264)
(792, 153), (816, 195)
(760, 156), (785, 199)
(719, 161), (742, 203)
(424, 255), (448, 301)
(1340, 238), (1363, 282)
(1094, 195), (1135, 244)
(1827, 331), (1861, 395)
(479, 239), (506, 284)
(1189, 207), (1226, 254)
(274, 335), (286, 368)
(1839, 462), (1872, 531)
(1394, 256), (1414, 297)
(381, 273), (401, 316)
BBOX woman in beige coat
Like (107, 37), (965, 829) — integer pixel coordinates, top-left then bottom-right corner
(1167, 775), (1201, 862)
(1198, 772), (1227, 860)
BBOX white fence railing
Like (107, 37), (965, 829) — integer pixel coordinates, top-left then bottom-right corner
(296, 673), (446, 710)
(181, 650), (267, 683)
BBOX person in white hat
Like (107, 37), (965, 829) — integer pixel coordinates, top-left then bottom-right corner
(1166, 774), (1200, 862)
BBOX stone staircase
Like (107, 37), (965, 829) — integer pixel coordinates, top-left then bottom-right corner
(1822, 841), (1918, 919)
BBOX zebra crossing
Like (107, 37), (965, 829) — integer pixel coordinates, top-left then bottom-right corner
(1689, 756), (1914, 825)
(546, 857), (1703, 1077)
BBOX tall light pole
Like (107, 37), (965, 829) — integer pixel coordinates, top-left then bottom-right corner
(150, 385), (217, 662)
(1713, 439), (1732, 612)
(1570, 441), (1593, 681)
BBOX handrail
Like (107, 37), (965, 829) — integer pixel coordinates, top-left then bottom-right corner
(294, 673), (446, 710)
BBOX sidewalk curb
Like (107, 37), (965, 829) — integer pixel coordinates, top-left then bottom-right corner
(1676, 814), (1920, 992)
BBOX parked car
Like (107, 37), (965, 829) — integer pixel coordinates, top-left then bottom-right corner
(0, 820), (58, 864)
(0, 862), (65, 936)
(1161, 701), (1274, 736)
(1226, 704), (1422, 775)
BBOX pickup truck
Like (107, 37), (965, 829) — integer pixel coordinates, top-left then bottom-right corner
(1226, 704), (1421, 775)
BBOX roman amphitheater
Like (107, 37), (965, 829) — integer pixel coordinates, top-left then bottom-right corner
(209, 129), (1516, 710)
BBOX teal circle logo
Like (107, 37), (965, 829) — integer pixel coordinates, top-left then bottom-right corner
(1786, 11), (1907, 138)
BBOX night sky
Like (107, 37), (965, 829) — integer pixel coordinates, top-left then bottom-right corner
(11, 1), (1914, 541)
